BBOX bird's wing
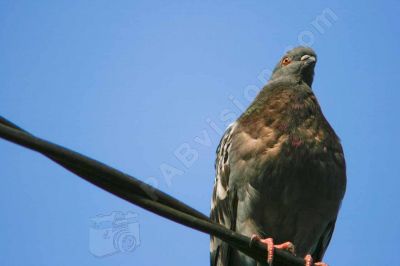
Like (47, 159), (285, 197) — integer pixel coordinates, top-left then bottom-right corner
(210, 123), (238, 266)
(311, 140), (346, 261)
(312, 217), (337, 261)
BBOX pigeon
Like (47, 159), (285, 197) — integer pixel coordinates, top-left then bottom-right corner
(210, 46), (346, 266)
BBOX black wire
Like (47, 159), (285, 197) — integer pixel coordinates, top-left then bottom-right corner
(0, 117), (208, 221)
(0, 116), (307, 266)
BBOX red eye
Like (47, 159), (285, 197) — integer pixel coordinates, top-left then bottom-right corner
(281, 57), (291, 66)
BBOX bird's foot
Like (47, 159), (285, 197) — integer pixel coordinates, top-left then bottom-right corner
(250, 234), (295, 265)
(304, 254), (328, 266)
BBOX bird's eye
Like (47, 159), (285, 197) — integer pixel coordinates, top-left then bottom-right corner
(281, 57), (291, 66)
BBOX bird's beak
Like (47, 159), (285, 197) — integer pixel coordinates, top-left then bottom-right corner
(300, 54), (316, 64)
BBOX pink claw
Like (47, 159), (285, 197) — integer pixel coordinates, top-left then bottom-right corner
(251, 234), (296, 265)
(304, 254), (328, 266)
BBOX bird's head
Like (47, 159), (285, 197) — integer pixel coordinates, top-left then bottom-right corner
(270, 46), (317, 87)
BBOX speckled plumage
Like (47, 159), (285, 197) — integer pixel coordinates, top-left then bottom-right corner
(210, 47), (346, 266)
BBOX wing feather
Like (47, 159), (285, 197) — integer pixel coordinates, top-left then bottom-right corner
(210, 123), (238, 266)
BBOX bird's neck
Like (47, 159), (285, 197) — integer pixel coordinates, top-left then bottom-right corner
(239, 81), (318, 129)
(270, 73), (313, 88)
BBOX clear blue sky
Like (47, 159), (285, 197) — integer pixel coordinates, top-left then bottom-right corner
(1, 1), (399, 265)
